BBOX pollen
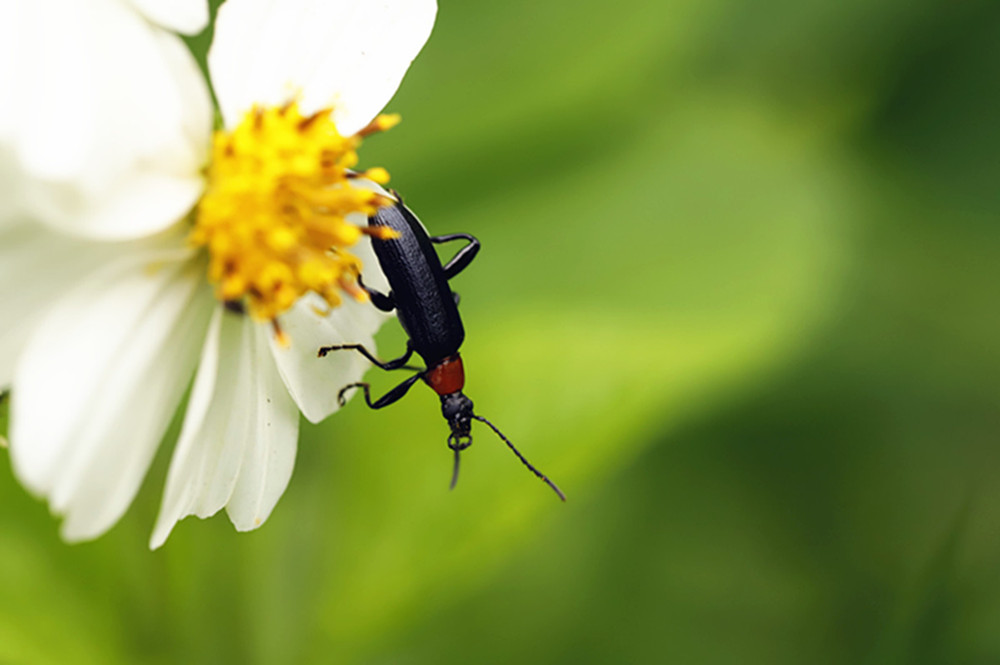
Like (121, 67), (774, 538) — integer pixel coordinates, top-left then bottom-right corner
(190, 102), (398, 323)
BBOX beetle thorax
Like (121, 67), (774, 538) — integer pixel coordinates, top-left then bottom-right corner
(425, 354), (465, 396)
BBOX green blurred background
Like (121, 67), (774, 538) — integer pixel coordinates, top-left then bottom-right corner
(2, 0), (999, 662)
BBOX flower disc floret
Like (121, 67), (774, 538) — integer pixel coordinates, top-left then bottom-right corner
(191, 103), (399, 322)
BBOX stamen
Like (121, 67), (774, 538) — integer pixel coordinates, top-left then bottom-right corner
(272, 319), (290, 348)
(356, 113), (402, 138)
(363, 226), (401, 240)
(190, 102), (398, 325)
(347, 166), (391, 184)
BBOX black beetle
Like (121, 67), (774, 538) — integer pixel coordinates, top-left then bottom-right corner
(319, 195), (564, 500)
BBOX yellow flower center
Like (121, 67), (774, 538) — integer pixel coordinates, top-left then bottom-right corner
(190, 102), (399, 326)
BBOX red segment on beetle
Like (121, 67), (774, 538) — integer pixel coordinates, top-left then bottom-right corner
(424, 354), (465, 395)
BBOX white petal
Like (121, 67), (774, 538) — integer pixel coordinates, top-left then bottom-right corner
(0, 221), (119, 385)
(0, 0), (211, 239)
(226, 321), (299, 532)
(268, 235), (393, 423)
(210, 0), (437, 135)
(126, 0), (209, 35)
(150, 306), (236, 547)
(23, 168), (206, 241)
(150, 308), (299, 547)
(9, 251), (213, 542)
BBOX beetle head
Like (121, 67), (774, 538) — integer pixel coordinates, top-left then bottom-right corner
(441, 391), (474, 448)
(442, 391), (475, 490)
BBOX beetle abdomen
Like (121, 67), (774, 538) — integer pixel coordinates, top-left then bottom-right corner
(368, 201), (465, 363)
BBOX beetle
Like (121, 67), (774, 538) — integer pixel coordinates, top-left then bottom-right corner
(318, 194), (565, 500)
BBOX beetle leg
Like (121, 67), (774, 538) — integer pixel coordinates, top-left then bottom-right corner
(431, 233), (480, 280)
(317, 341), (415, 371)
(452, 291), (461, 306)
(338, 372), (422, 409)
(357, 273), (395, 312)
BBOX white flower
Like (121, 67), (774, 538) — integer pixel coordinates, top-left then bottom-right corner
(0, 0), (437, 546)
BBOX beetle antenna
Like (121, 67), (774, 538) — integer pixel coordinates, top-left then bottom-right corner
(449, 446), (461, 490)
(472, 415), (566, 501)
(447, 434), (470, 490)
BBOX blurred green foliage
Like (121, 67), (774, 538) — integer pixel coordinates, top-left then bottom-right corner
(3, 0), (1000, 663)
